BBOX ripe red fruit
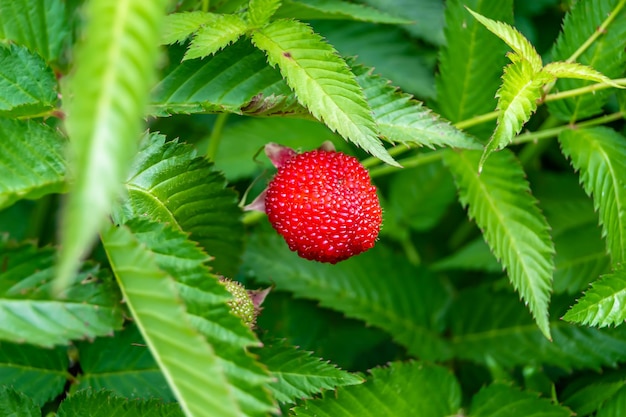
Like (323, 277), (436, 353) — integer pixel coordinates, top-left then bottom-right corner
(263, 147), (382, 264)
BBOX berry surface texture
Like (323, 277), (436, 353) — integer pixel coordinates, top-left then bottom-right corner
(265, 149), (382, 264)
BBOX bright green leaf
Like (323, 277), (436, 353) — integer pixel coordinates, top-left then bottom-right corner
(563, 268), (626, 327)
(274, 0), (410, 24)
(185, 14), (248, 60)
(57, 390), (184, 417)
(0, 44), (57, 117)
(243, 231), (452, 361)
(0, 387), (40, 416)
(251, 18), (397, 166)
(0, 239), (123, 347)
(248, 0), (282, 27)
(293, 361), (461, 416)
(256, 339), (363, 404)
(0, 118), (66, 210)
(0, 342), (68, 406)
(470, 383), (571, 417)
(466, 7), (543, 72)
(161, 11), (216, 45)
(559, 127), (626, 266)
(444, 149), (555, 339)
(542, 61), (623, 88)
(0, 0), (70, 61)
(57, 0), (169, 293)
(101, 221), (241, 417)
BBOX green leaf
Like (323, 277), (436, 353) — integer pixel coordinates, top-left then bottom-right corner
(125, 219), (274, 416)
(444, 149), (555, 339)
(470, 383), (571, 417)
(251, 19), (397, 166)
(542, 61), (623, 88)
(0, 343), (68, 406)
(248, 0), (282, 27)
(0, 118), (67, 210)
(450, 288), (626, 371)
(431, 238), (501, 273)
(351, 63), (482, 150)
(161, 11), (216, 44)
(559, 127), (626, 266)
(57, 390), (184, 417)
(0, 239), (123, 347)
(57, 0), (168, 293)
(243, 231), (452, 361)
(598, 386), (626, 417)
(547, 0), (626, 121)
(256, 339), (362, 404)
(76, 324), (173, 400)
(101, 221), (241, 417)
(562, 373), (626, 416)
(0, 387), (40, 416)
(479, 58), (548, 171)
(293, 361), (461, 416)
(0, 44), (57, 117)
(0, 0), (70, 62)
(274, 0), (410, 24)
(119, 133), (244, 277)
(185, 14), (248, 60)
(436, 0), (513, 137)
(466, 7), (543, 72)
(563, 268), (626, 327)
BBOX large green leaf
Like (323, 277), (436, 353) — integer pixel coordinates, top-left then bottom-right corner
(548, 0), (626, 121)
(256, 339), (362, 404)
(274, 0), (410, 24)
(0, 45), (57, 117)
(0, 387), (40, 417)
(469, 384), (571, 417)
(0, 342), (68, 406)
(243, 230), (452, 361)
(118, 133), (244, 277)
(444, 149), (555, 339)
(101, 221), (241, 417)
(0, 239), (123, 347)
(563, 268), (626, 327)
(559, 127), (626, 266)
(57, 390), (184, 417)
(436, 0), (512, 138)
(450, 288), (626, 371)
(76, 325), (173, 400)
(561, 372), (626, 416)
(0, 118), (66, 210)
(597, 386), (626, 417)
(0, 0), (70, 62)
(251, 18), (397, 166)
(352, 63), (482, 150)
(57, 0), (168, 293)
(292, 361), (461, 416)
(126, 219), (274, 416)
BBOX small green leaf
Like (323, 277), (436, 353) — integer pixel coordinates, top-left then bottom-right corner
(184, 14), (248, 60)
(0, 343), (69, 406)
(563, 268), (626, 327)
(0, 387), (40, 417)
(0, 118), (67, 210)
(444, 149), (555, 339)
(274, 0), (411, 24)
(256, 339), (363, 404)
(57, 0), (169, 293)
(101, 221), (241, 417)
(0, 239), (123, 347)
(542, 61), (624, 88)
(465, 7), (543, 72)
(248, 0), (282, 27)
(559, 127), (626, 266)
(57, 390), (184, 417)
(0, 0), (70, 62)
(251, 19), (397, 166)
(293, 362), (461, 416)
(161, 11), (216, 45)
(0, 44), (57, 117)
(479, 59), (548, 171)
(470, 383), (571, 417)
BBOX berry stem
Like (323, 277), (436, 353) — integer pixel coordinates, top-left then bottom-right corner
(369, 150), (445, 178)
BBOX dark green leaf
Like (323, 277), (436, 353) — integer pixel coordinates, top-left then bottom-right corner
(0, 387), (39, 416)
(561, 372), (626, 416)
(598, 386), (626, 417)
(274, 0), (410, 24)
(431, 238), (501, 273)
(470, 383), (571, 417)
(0, 44), (57, 117)
(57, 390), (184, 417)
(0, 118), (67, 210)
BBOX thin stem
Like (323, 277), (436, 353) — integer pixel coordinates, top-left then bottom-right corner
(361, 144), (411, 168)
(454, 111), (499, 130)
(205, 113), (229, 161)
(201, 0), (209, 12)
(567, 0), (626, 63)
(543, 78), (626, 102)
(369, 150), (445, 178)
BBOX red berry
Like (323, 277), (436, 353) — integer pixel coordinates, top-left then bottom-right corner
(265, 150), (382, 264)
